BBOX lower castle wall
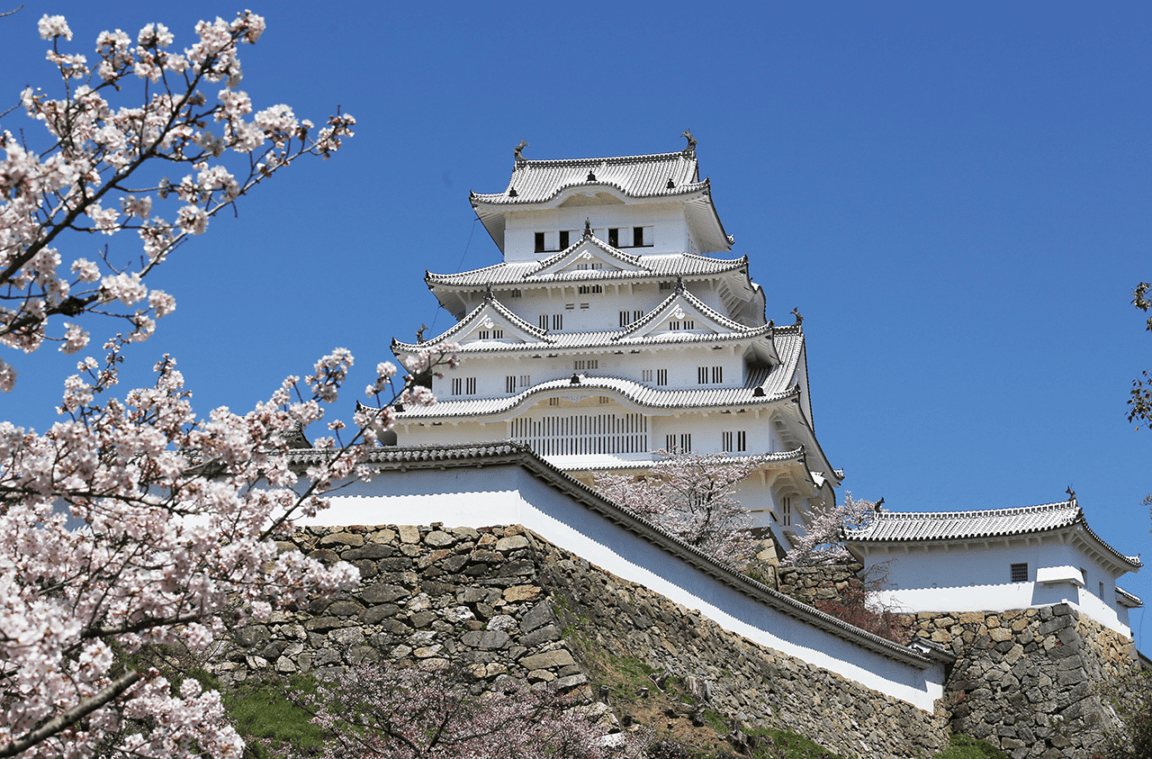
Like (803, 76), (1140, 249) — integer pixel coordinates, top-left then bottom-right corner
(907, 606), (1138, 758)
(214, 524), (950, 759)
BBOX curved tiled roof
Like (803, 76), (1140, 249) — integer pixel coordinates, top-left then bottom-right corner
(471, 150), (704, 206)
(845, 500), (1141, 570)
(393, 372), (800, 420)
(558, 448), (807, 472)
(287, 441), (946, 668)
(1116, 586), (1143, 608)
(425, 249), (749, 289)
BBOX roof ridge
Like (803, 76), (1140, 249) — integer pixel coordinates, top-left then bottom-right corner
(514, 150), (692, 167)
(870, 500), (1076, 520)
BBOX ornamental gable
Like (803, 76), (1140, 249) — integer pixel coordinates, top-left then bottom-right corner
(529, 236), (648, 279)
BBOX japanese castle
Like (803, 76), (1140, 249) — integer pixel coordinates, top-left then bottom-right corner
(390, 135), (839, 549)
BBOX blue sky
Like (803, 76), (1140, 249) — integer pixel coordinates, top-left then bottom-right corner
(3, 2), (1150, 645)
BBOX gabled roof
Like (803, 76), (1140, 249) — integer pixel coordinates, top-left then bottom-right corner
(530, 235), (646, 277)
(845, 500), (1142, 571)
(396, 294), (545, 349)
(617, 283), (771, 343)
(471, 149), (704, 206)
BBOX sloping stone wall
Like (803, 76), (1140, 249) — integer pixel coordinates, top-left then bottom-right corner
(908, 605), (1137, 758)
(212, 524), (949, 758)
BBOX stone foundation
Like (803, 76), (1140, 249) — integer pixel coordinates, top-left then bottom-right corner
(213, 524), (950, 758)
(908, 605), (1137, 758)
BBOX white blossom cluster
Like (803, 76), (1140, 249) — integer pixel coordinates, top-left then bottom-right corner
(0, 11), (355, 390)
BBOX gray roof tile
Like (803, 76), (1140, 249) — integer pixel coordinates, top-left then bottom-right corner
(845, 500), (1141, 569)
(472, 150), (704, 206)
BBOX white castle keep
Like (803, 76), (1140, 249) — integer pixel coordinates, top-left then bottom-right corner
(390, 136), (838, 551)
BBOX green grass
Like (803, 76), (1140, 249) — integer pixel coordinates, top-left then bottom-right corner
(745, 727), (846, 759)
(930, 734), (1010, 759)
(224, 674), (325, 758)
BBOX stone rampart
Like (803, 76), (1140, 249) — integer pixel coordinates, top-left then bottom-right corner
(212, 524), (950, 758)
(776, 563), (864, 607)
(908, 605), (1137, 758)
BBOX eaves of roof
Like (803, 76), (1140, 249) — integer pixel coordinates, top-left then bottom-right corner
(392, 373), (801, 420)
(557, 448), (807, 472)
(1117, 586), (1144, 608)
(286, 441), (948, 669)
(392, 326), (789, 356)
(425, 251), (750, 289)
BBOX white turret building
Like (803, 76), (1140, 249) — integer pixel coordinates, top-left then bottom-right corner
(391, 137), (842, 549)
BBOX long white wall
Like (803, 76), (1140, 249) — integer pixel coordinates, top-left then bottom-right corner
(302, 465), (947, 711)
(863, 540), (1133, 636)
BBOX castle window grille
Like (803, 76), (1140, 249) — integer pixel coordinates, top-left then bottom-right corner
(722, 431), (746, 452)
(1011, 563), (1028, 583)
(671, 320), (695, 331)
(698, 366), (722, 384)
(505, 376), (516, 393)
(664, 433), (691, 453)
(465, 377), (476, 395)
(642, 369), (653, 382)
(511, 413), (648, 457)
(574, 359), (598, 371)
(578, 285), (603, 295)
(552, 314), (563, 330)
(452, 377), (462, 396)
(656, 369), (667, 386)
(519, 374), (531, 387)
(510, 289), (522, 298)
(782, 497), (792, 526)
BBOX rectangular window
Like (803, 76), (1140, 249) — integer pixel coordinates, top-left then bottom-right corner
(722, 431), (746, 453)
(696, 366), (721, 384)
(608, 228), (619, 247)
(559, 230), (570, 248)
(574, 360), (599, 370)
(633, 226), (644, 247)
(465, 377), (476, 395)
(510, 289), (522, 298)
(548, 397), (559, 406)
(782, 497), (792, 526)
(580, 303), (590, 310)
(539, 314), (549, 330)
(565, 303), (575, 310)
(665, 434), (676, 451)
(642, 369), (653, 381)
(620, 311), (630, 327)
(519, 374), (530, 387)
(578, 285), (603, 295)
(535, 232), (546, 253)
(659, 282), (673, 291)
(1080, 567), (1087, 586)
(656, 369), (667, 386)
(698, 367), (708, 384)
(679, 433), (692, 452)
(599, 396), (610, 404)
(477, 329), (504, 340)
(552, 314), (563, 330)
(1100, 581), (1105, 598)
(452, 377), (462, 396)
(1011, 563), (1028, 583)
(506, 376), (516, 393)
(669, 320), (695, 331)
(712, 366), (722, 383)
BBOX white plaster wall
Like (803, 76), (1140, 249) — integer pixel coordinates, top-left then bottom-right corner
(504, 204), (688, 261)
(302, 465), (946, 711)
(862, 541), (1134, 636)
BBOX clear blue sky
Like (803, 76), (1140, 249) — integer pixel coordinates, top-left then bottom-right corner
(3, 2), (1150, 646)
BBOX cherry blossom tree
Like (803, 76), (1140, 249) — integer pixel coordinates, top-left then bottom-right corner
(0, 11), (460, 759)
(782, 492), (874, 567)
(593, 452), (763, 567)
(283, 662), (632, 759)
(0, 10), (354, 390)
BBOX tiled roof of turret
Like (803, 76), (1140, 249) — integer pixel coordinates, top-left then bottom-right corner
(471, 150), (705, 206)
(1116, 586), (1143, 608)
(845, 500), (1141, 569)
(393, 371), (799, 420)
(426, 250), (749, 288)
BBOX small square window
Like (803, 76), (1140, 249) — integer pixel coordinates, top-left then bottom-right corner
(1011, 563), (1028, 583)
